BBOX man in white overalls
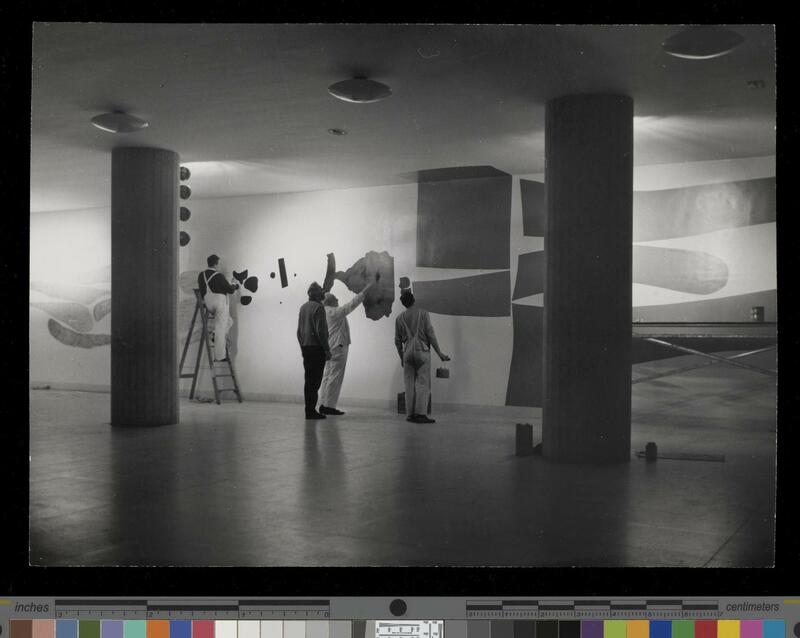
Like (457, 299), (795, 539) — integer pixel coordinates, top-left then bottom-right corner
(197, 254), (240, 361)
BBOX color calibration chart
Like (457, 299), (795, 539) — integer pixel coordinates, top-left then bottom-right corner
(2, 599), (799, 638)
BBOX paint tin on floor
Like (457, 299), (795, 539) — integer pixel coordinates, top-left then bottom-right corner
(645, 442), (658, 462)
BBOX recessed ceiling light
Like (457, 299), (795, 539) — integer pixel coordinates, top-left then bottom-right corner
(328, 77), (392, 103)
(662, 26), (744, 60)
(90, 112), (149, 133)
(328, 128), (348, 136)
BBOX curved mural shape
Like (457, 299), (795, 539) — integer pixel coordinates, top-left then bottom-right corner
(322, 253), (336, 293)
(633, 245), (729, 295)
(30, 281), (108, 305)
(413, 271), (510, 317)
(47, 319), (110, 349)
(633, 177), (775, 241)
(334, 250), (395, 320)
(31, 301), (94, 333)
(633, 289), (776, 323)
(93, 297), (112, 321)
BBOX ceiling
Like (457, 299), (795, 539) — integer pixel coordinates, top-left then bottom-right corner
(30, 23), (776, 213)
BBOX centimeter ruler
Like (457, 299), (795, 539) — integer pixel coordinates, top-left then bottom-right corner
(465, 601), (721, 619)
(53, 600), (332, 620)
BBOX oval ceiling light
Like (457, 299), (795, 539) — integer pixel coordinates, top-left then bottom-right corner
(328, 77), (392, 103)
(662, 26), (744, 60)
(90, 112), (149, 133)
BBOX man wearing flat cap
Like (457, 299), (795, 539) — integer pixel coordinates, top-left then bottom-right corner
(318, 275), (379, 416)
(297, 282), (332, 420)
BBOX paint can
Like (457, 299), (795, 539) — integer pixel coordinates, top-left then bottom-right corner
(516, 423), (534, 456)
(645, 441), (658, 462)
(436, 364), (450, 379)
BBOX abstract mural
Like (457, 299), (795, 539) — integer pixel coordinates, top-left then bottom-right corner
(416, 166), (512, 269)
(47, 319), (111, 349)
(520, 179), (545, 237)
(505, 304), (544, 407)
(334, 251), (395, 320)
(632, 245), (729, 294)
(512, 251), (545, 300)
(413, 272), (511, 317)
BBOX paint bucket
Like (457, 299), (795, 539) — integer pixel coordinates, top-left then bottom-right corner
(645, 441), (658, 462)
(436, 364), (450, 379)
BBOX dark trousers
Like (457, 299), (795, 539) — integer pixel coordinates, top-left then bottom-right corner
(301, 346), (326, 415)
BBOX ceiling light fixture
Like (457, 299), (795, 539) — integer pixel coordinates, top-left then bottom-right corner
(328, 128), (348, 136)
(661, 26), (744, 60)
(90, 112), (149, 133)
(328, 76), (392, 103)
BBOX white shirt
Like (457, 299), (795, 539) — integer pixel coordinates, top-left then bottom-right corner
(324, 291), (366, 348)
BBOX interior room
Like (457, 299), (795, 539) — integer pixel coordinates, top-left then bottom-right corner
(29, 23), (777, 567)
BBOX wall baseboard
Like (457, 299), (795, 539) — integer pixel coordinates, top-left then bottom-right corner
(30, 381), (542, 418)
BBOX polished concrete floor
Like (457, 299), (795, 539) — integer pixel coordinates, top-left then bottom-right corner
(29, 351), (777, 566)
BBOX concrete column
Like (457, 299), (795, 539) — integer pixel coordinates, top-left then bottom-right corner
(543, 94), (633, 462)
(111, 147), (179, 426)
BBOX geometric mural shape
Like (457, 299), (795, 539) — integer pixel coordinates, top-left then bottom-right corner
(416, 168), (511, 269)
(520, 179), (545, 236)
(412, 271), (511, 317)
(512, 251), (545, 300)
(47, 319), (111, 348)
(633, 245), (729, 294)
(30, 301), (94, 332)
(179, 231), (190, 246)
(179, 206), (191, 221)
(633, 177), (775, 242)
(278, 258), (288, 288)
(93, 297), (112, 321)
(505, 303), (543, 407)
(334, 250), (395, 320)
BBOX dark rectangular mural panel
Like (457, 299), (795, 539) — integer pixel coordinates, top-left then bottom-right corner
(416, 168), (511, 269)
(633, 289), (777, 323)
(512, 251), (545, 300)
(412, 271), (510, 317)
(505, 303), (543, 407)
(520, 179), (545, 236)
(633, 177), (775, 241)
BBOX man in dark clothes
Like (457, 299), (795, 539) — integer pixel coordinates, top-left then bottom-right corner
(297, 281), (332, 420)
(197, 254), (239, 361)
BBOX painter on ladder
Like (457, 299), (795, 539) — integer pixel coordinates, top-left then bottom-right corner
(318, 273), (380, 416)
(197, 254), (240, 362)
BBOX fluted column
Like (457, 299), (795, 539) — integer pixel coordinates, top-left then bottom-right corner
(111, 147), (179, 426)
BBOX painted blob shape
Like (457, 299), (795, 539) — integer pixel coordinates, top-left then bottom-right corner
(93, 297), (112, 321)
(30, 301), (94, 332)
(180, 185), (191, 200)
(48, 319), (110, 348)
(413, 271), (511, 317)
(322, 253), (336, 292)
(30, 280), (108, 305)
(179, 206), (191, 221)
(240, 295), (252, 306)
(399, 276), (411, 289)
(233, 270), (248, 284)
(179, 231), (191, 246)
(633, 245), (729, 294)
(270, 272), (276, 279)
(243, 276), (258, 293)
(334, 250), (395, 320)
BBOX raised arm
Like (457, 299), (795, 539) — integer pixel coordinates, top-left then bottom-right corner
(339, 289), (366, 316)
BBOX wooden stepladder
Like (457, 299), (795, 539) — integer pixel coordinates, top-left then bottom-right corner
(179, 289), (243, 404)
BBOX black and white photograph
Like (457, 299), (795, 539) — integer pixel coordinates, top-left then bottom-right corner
(28, 23), (777, 567)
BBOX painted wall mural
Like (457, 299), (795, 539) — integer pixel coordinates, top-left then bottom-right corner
(334, 250), (395, 320)
(413, 272), (511, 317)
